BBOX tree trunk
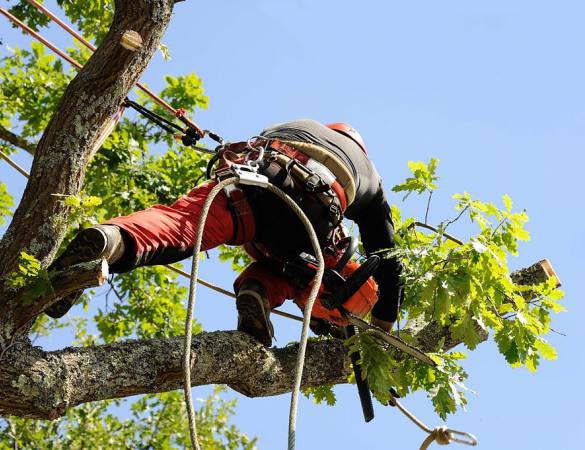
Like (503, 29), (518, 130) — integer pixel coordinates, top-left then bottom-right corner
(0, 0), (177, 348)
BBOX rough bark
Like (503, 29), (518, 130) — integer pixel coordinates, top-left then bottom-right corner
(0, 332), (350, 420)
(0, 0), (176, 279)
(0, 0), (177, 347)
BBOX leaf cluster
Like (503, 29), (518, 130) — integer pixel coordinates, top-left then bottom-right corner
(0, 387), (257, 450)
(307, 159), (564, 419)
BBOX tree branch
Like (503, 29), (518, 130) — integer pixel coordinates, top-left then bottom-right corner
(0, 259), (560, 421)
(0, 0), (177, 282)
(0, 126), (36, 155)
(0, 331), (350, 420)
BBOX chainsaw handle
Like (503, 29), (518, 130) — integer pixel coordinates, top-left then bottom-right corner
(334, 235), (358, 272)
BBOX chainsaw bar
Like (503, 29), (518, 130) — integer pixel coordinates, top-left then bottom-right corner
(345, 313), (437, 367)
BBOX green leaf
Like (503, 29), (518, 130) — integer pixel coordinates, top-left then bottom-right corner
(503, 194), (513, 212)
(535, 340), (558, 361)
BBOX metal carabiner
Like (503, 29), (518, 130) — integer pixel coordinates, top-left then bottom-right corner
(446, 429), (478, 446)
(245, 135), (267, 168)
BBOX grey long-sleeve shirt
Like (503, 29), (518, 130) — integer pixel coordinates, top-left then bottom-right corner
(260, 119), (403, 322)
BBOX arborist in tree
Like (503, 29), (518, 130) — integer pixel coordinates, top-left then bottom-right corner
(46, 119), (403, 347)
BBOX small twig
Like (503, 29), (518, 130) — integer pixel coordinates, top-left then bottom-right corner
(0, 335), (17, 363)
(107, 278), (125, 304)
(490, 218), (508, 239)
(0, 124), (36, 155)
(443, 204), (470, 232)
(549, 328), (566, 337)
(411, 222), (464, 246)
(424, 189), (433, 225)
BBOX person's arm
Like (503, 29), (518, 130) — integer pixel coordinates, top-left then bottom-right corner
(352, 183), (403, 331)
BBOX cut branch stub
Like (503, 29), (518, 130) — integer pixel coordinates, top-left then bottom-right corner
(512, 258), (561, 287)
(120, 30), (143, 51)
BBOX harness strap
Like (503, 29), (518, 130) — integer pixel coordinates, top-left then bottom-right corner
(223, 184), (255, 245)
(267, 139), (348, 213)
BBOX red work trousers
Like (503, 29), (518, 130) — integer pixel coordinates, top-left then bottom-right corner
(105, 181), (294, 309)
(105, 181), (377, 324)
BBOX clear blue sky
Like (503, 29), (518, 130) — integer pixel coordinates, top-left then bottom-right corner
(1, 1), (584, 449)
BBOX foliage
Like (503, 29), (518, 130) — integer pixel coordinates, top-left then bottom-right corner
(302, 384), (337, 406)
(391, 157), (439, 200)
(1, 1), (252, 446)
(6, 251), (52, 304)
(0, 183), (13, 225)
(307, 159), (564, 419)
(0, 387), (257, 450)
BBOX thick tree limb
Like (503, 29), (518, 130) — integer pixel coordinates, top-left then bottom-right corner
(0, 0), (179, 346)
(0, 126), (36, 155)
(0, 259), (559, 420)
(0, 332), (350, 420)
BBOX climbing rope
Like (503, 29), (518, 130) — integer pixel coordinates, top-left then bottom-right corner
(22, 0), (205, 137)
(182, 175), (325, 450)
(388, 395), (477, 449)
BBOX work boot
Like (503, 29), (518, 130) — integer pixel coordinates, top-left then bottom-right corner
(45, 225), (126, 319)
(236, 280), (274, 347)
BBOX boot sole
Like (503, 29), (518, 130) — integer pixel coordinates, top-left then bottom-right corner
(51, 228), (107, 271)
(236, 293), (273, 347)
(46, 228), (108, 319)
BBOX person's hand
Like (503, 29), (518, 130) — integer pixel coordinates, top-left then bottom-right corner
(371, 316), (394, 333)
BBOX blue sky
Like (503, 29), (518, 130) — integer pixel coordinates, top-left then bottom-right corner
(1, 1), (584, 449)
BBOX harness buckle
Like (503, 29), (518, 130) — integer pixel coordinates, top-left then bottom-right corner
(329, 201), (341, 218)
(231, 164), (269, 187)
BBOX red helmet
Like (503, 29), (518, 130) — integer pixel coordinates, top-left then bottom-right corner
(326, 122), (368, 155)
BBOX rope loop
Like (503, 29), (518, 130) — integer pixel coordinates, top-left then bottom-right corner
(419, 425), (478, 450)
(419, 427), (451, 450)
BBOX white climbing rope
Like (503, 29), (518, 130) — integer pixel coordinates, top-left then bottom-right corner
(182, 176), (324, 450)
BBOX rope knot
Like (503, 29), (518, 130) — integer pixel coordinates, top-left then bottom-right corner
(432, 426), (452, 445)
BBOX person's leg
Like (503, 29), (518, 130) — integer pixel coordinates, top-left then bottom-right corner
(233, 260), (297, 346)
(105, 181), (254, 271)
(46, 181), (255, 318)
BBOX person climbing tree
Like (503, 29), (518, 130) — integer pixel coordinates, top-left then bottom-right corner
(46, 119), (403, 346)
